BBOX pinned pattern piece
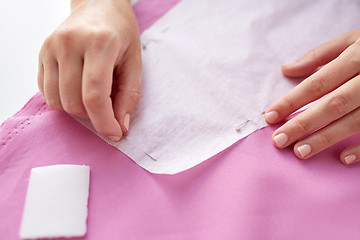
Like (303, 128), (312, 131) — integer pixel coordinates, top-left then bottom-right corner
(77, 0), (360, 174)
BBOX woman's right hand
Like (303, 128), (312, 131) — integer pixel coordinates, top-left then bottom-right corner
(38, 0), (142, 141)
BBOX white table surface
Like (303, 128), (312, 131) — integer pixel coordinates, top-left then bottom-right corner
(0, 0), (68, 124)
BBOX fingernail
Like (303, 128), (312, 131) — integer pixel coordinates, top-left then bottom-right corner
(265, 111), (278, 124)
(123, 114), (130, 132)
(109, 136), (121, 142)
(273, 133), (288, 147)
(344, 154), (357, 165)
(297, 144), (311, 158)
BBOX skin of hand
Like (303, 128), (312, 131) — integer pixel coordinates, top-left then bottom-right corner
(265, 30), (360, 165)
(38, 0), (141, 142)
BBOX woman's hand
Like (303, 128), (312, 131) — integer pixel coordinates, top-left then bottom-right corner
(38, 0), (141, 141)
(265, 30), (360, 165)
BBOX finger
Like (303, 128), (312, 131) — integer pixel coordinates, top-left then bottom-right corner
(341, 141), (360, 165)
(265, 41), (360, 124)
(58, 56), (88, 119)
(43, 58), (62, 110)
(113, 44), (141, 133)
(292, 107), (360, 160)
(38, 59), (45, 100)
(38, 40), (49, 102)
(82, 48), (123, 141)
(272, 74), (360, 149)
(282, 31), (359, 78)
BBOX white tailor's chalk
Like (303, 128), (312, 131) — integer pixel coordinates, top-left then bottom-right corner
(19, 165), (90, 239)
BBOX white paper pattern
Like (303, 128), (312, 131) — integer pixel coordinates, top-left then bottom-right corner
(77, 0), (360, 174)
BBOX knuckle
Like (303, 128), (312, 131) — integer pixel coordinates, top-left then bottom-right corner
(303, 47), (322, 67)
(42, 36), (53, 49)
(40, 38), (54, 60)
(317, 131), (333, 147)
(88, 28), (117, 49)
(55, 28), (75, 46)
(326, 95), (348, 116)
(129, 90), (141, 105)
(83, 90), (106, 108)
(348, 41), (360, 66)
(293, 117), (309, 134)
(62, 101), (85, 117)
(307, 48), (318, 64)
(306, 74), (326, 97)
(282, 96), (296, 111)
(47, 99), (62, 110)
(93, 124), (112, 136)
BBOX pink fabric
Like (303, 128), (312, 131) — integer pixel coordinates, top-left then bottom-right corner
(133, 0), (180, 33)
(2, 93), (360, 240)
(1, 1), (360, 239)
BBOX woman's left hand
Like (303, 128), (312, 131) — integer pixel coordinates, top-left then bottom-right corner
(265, 30), (360, 165)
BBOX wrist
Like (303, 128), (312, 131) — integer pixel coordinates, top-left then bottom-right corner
(71, 0), (131, 12)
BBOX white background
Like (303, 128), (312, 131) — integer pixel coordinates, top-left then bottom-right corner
(0, 1), (69, 123)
